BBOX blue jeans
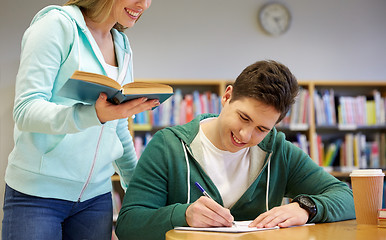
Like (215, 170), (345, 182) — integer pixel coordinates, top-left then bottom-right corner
(2, 185), (113, 240)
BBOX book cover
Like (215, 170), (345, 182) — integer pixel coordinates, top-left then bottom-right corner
(58, 70), (173, 108)
(322, 90), (333, 125)
(185, 94), (194, 123)
(379, 209), (386, 218)
(366, 100), (376, 125)
(323, 139), (342, 167)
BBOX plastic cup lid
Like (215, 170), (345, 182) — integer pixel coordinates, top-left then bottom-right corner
(349, 169), (385, 177)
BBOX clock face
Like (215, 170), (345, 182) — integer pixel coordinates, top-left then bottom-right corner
(259, 3), (291, 36)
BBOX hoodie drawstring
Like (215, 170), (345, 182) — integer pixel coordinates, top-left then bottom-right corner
(265, 153), (272, 212)
(181, 140), (191, 204)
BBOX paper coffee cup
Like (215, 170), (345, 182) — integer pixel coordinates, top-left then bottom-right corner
(350, 169), (385, 225)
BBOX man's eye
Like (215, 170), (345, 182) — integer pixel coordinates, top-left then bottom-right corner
(240, 115), (248, 121)
(257, 127), (265, 132)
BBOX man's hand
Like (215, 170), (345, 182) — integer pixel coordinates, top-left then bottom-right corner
(95, 93), (160, 123)
(186, 196), (234, 228)
(249, 203), (309, 228)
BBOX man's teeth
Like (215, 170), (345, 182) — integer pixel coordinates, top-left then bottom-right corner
(233, 134), (242, 144)
(126, 9), (140, 17)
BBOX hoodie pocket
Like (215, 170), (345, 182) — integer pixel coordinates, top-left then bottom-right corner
(40, 125), (122, 181)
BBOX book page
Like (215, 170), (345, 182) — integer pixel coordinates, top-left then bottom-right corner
(71, 70), (121, 90)
(122, 82), (173, 95)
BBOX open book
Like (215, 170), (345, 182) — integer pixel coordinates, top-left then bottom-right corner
(58, 70), (173, 108)
(174, 221), (279, 233)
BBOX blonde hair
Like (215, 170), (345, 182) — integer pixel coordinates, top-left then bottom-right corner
(64, 0), (126, 32)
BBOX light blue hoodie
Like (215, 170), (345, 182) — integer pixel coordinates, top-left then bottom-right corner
(5, 5), (137, 202)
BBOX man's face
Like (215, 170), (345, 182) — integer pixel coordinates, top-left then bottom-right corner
(215, 86), (280, 153)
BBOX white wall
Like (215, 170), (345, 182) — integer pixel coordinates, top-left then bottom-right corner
(128, 0), (386, 80)
(1, 0), (386, 233)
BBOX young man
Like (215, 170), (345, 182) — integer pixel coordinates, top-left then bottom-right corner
(115, 60), (355, 240)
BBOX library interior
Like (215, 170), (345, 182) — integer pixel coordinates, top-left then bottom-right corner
(1, 0), (385, 239)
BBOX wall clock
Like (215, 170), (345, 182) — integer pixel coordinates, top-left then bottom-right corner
(259, 3), (291, 36)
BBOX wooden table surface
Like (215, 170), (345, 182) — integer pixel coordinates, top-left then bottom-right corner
(166, 220), (386, 240)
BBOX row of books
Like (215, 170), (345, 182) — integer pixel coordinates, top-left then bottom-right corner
(292, 133), (309, 156)
(313, 89), (385, 127)
(278, 88), (310, 128)
(134, 133), (153, 159)
(338, 92), (385, 126)
(314, 89), (337, 126)
(133, 128), (385, 171)
(312, 133), (386, 170)
(133, 89), (222, 127)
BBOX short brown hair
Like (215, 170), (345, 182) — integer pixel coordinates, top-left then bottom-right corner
(64, 0), (126, 32)
(231, 60), (299, 123)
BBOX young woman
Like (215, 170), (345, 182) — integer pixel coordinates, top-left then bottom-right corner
(2, 0), (153, 239)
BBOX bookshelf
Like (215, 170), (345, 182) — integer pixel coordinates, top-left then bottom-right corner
(112, 79), (386, 202)
(309, 81), (386, 172)
(128, 79), (227, 135)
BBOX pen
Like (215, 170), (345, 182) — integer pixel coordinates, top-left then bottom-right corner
(195, 182), (236, 227)
(194, 182), (213, 199)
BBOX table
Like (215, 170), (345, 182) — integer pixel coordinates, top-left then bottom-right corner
(166, 220), (386, 240)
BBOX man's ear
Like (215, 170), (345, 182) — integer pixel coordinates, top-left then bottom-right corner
(221, 85), (233, 106)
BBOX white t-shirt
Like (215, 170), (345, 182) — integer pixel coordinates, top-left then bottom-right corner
(199, 119), (251, 209)
(105, 63), (119, 81)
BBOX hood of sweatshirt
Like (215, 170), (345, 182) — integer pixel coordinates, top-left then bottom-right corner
(31, 5), (131, 55)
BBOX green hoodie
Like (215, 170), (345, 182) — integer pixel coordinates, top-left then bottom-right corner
(116, 114), (355, 240)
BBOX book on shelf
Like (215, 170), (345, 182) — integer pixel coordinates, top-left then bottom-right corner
(379, 209), (386, 228)
(314, 89), (337, 126)
(315, 134), (324, 166)
(373, 90), (385, 125)
(379, 209), (386, 218)
(323, 139), (342, 167)
(296, 133), (309, 155)
(58, 70), (174, 108)
(112, 189), (122, 222)
(185, 94), (194, 123)
(290, 88), (309, 126)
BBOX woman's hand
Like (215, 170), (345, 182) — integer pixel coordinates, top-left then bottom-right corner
(248, 203), (309, 228)
(95, 93), (160, 123)
(185, 196), (234, 228)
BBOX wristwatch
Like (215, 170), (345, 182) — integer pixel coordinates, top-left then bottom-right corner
(292, 196), (317, 222)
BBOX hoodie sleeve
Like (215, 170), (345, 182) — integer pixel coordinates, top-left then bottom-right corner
(115, 130), (189, 240)
(283, 140), (355, 222)
(112, 118), (137, 190)
(13, 9), (101, 135)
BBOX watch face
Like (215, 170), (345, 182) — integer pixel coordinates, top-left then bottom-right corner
(300, 197), (314, 208)
(259, 3), (291, 36)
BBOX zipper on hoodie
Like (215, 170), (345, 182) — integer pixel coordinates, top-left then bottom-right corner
(78, 125), (105, 202)
(74, 19), (130, 202)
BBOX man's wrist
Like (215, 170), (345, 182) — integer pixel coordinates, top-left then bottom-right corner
(292, 196), (317, 222)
